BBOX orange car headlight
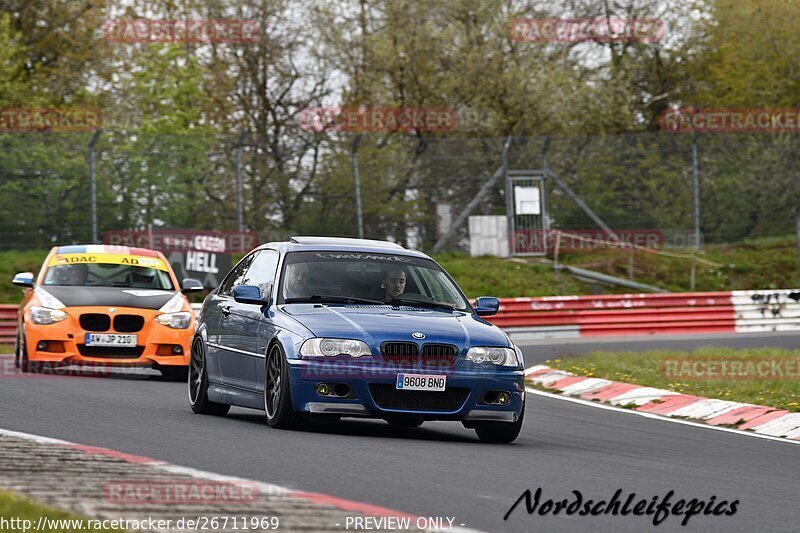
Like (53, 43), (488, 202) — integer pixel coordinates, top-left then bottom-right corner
(30, 306), (68, 325)
(155, 311), (192, 329)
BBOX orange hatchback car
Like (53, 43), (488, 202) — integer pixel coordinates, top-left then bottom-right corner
(12, 245), (203, 379)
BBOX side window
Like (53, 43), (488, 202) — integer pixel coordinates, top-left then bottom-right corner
(218, 253), (257, 296)
(241, 250), (279, 299)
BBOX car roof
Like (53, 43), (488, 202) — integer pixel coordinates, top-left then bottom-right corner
(254, 236), (431, 259)
(50, 244), (163, 257)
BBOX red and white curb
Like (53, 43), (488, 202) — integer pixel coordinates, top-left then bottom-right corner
(525, 365), (800, 443)
(0, 427), (480, 532)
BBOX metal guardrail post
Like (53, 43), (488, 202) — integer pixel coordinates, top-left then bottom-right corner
(235, 131), (248, 233)
(352, 135), (364, 239)
(88, 129), (103, 244)
(692, 132), (701, 252)
(431, 136), (513, 254)
(796, 208), (800, 286)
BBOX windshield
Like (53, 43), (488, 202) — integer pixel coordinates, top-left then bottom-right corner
(279, 251), (470, 311)
(43, 262), (174, 290)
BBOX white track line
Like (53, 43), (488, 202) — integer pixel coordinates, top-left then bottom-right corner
(525, 387), (800, 447)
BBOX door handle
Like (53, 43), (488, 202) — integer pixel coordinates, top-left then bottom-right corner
(221, 305), (231, 316)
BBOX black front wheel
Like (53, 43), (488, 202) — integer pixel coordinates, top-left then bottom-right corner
(264, 343), (305, 429)
(386, 416), (424, 428)
(188, 338), (230, 416)
(472, 402), (525, 444)
(17, 330), (32, 373)
(13, 331), (21, 369)
(162, 366), (189, 382)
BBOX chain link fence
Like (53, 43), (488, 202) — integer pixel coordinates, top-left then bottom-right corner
(1, 130), (799, 252)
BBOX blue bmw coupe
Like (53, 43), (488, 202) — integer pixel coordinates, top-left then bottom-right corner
(189, 237), (525, 443)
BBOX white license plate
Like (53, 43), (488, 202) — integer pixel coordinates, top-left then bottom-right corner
(84, 333), (137, 347)
(396, 373), (447, 392)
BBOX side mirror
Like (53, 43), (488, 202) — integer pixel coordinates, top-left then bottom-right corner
(474, 296), (500, 317)
(233, 284), (269, 306)
(181, 278), (204, 293)
(12, 272), (34, 288)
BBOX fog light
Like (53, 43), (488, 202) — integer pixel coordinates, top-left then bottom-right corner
(315, 383), (332, 396)
(497, 392), (512, 405)
(156, 344), (184, 357)
(36, 341), (66, 353)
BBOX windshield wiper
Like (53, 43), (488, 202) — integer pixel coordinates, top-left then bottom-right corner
(283, 295), (387, 305)
(388, 298), (455, 311)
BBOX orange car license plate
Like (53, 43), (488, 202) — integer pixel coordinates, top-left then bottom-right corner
(84, 333), (137, 347)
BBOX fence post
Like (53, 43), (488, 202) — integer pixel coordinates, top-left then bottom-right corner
(88, 129), (103, 244)
(431, 136), (512, 254)
(352, 135), (364, 239)
(796, 208), (800, 286)
(235, 131), (247, 233)
(692, 132), (701, 251)
(629, 246), (635, 278)
(553, 230), (561, 270)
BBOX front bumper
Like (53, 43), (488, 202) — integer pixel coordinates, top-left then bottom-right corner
(288, 359), (524, 421)
(23, 306), (193, 368)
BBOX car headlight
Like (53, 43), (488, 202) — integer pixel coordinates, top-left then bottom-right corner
(30, 306), (68, 325)
(300, 338), (371, 358)
(465, 346), (518, 367)
(155, 311), (192, 329)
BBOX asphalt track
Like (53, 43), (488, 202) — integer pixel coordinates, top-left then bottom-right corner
(0, 333), (798, 532)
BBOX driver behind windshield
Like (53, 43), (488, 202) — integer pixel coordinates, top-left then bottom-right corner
(53, 264), (89, 286)
(284, 263), (311, 299)
(382, 269), (406, 302)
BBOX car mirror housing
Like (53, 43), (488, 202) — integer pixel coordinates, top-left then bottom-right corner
(474, 296), (500, 317)
(233, 284), (269, 306)
(12, 272), (34, 287)
(181, 277), (204, 293)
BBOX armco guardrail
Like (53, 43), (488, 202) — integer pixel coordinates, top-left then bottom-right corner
(488, 289), (800, 339)
(2, 291), (800, 346)
(0, 304), (17, 344)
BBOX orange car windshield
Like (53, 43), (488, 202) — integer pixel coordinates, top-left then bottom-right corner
(43, 263), (174, 290)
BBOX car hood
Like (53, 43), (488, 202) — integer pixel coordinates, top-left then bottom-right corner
(39, 286), (176, 310)
(279, 304), (510, 348)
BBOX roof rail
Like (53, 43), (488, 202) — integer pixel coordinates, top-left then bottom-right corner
(289, 236), (404, 249)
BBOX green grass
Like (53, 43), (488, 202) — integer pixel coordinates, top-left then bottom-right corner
(0, 490), (127, 532)
(434, 253), (589, 298)
(0, 249), (48, 305)
(560, 234), (799, 292)
(543, 348), (800, 413)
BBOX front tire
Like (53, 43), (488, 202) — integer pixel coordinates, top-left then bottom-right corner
(473, 401), (525, 444)
(264, 343), (305, 429)
(162, 366), (189, 382)
(386, 416), (424, 428)
(188, 338), (230, 416)
(13, 332), (21, 369)
(17, 330), (32, 373)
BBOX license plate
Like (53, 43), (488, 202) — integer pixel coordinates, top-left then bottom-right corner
(396, 373), (446, 392)
(84, 333), (137, 347)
